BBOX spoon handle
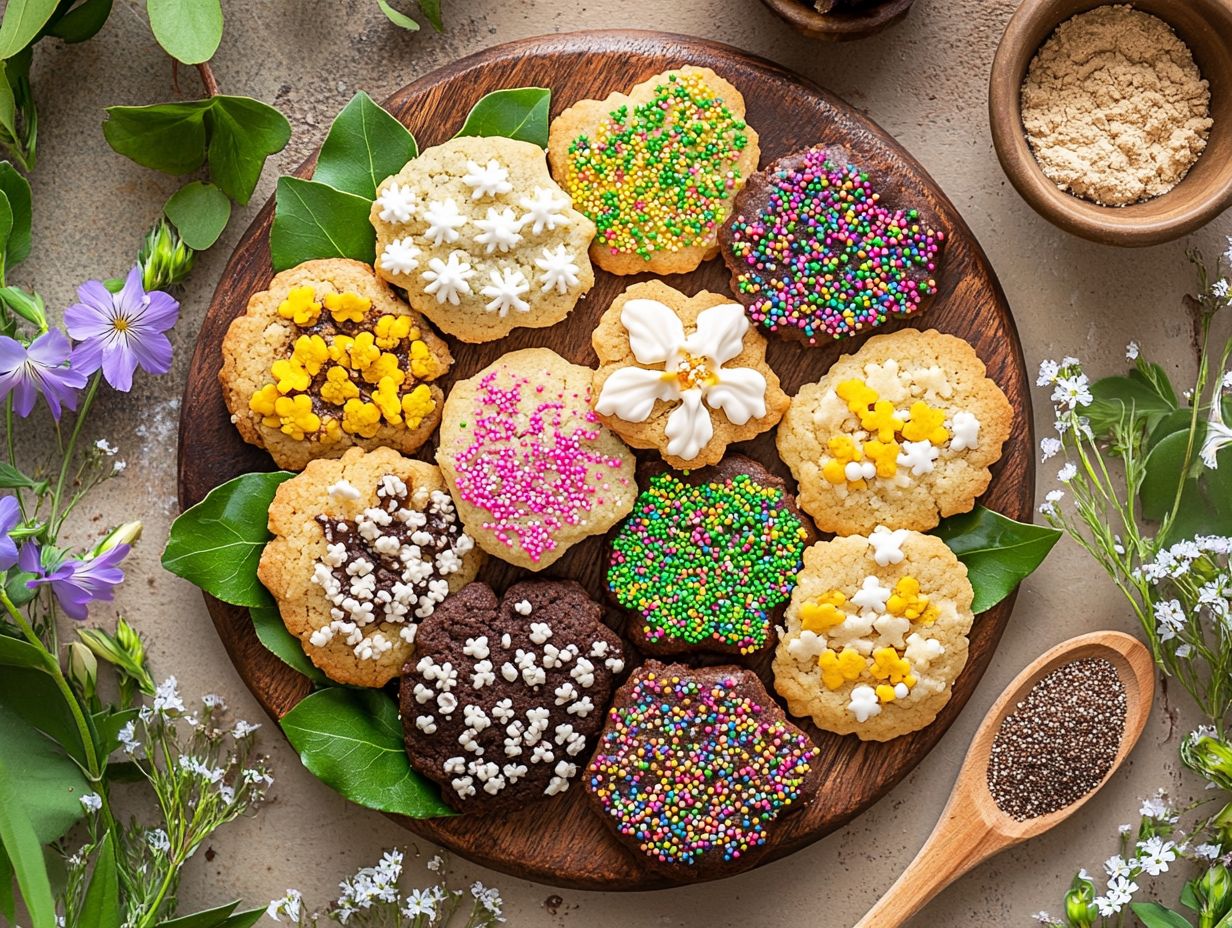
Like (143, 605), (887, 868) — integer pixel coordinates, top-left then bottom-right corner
(853, 799), (1002, 928)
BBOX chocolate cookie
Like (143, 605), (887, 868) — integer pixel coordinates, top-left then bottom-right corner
(607, 456), (814, 659)
(400, 581), (626, 813)
(719, 144), (946, 346)
(586, 662), (820, 879)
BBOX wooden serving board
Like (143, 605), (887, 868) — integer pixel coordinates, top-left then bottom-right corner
(178, 31), (1034, 890)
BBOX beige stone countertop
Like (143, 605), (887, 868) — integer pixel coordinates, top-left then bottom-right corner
(20, 0), (1230, 925)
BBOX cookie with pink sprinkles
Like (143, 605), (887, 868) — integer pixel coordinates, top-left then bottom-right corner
(435, 347), (638, 571)
(719, 144), (947, 346)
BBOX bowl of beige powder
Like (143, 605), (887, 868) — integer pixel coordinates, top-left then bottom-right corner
(990, 0), (1232, 246)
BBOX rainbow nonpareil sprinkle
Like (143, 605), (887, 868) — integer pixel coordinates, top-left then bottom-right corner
(449, 370), (628, 562)
(727, 148), (945, 344)
(561, 71), (750, 262)
(607, 472), (808, 653)
(588, 668), (818, 867)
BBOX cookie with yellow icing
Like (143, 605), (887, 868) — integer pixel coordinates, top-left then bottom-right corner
(776, 328), (1012, 535)
(591, 281), (790, 470)
(258, 447), (484, 688)
(548, 66), (760, 276)
(220, 259), (452, 471)
(371, 136), (595, 343)
(773, 528), (974, 742)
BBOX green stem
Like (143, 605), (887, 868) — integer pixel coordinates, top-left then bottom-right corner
(3, 397), (26, 520)
(48, 373), (100, 534)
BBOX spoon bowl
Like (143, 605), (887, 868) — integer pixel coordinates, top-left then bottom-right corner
(855, 631), (1155, 927)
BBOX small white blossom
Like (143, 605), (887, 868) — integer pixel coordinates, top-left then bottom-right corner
(1137, 836), (1177, 876)
(201, 693), (225, 709)
(1103, 854), (1134, 879)
(79, 792), (102, 812)
(1214, 279), (1230, 299)
(266, 889), (303, 923)
(1037, 359), (1060, 386)
(152, 676), (186, 715)
(1195, 843), (1223, 859)
(118, 720), (140, 754)
(402, 888), (437, 918)
(94, 438), (118, 455)
(1040, 437), (1062, 460)
(1126, 341), (1140, 360)
(1140, 794), (1171, 819)
(232, 719), (260, 738)
(146, 828), (170, 854)
(1058, 463), (1077, 483)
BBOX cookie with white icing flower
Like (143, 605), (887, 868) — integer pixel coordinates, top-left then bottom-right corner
(548, 67), (760, 276)
(776, 328), (1012, 535)
(258, 446), (484, 688)
(591, 281), (790, 470)
(399, 580), (625, 813)
(370, 136), (595, 343)
(772, 528), (974, 742)
(586, 661), (820, 877)
(220, 258), (452, 471)
(436, 347), (638, 571)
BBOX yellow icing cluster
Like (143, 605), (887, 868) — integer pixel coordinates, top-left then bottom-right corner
(821, 378), (951, 488)
(248, 285), (440, 443)
(800, 574), (939, 705)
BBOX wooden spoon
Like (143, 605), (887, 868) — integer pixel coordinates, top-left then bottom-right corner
(855, 631), (1155, 928)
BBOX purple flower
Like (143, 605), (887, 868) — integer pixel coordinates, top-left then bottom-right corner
(64, 266), (179, 392)
(20, 543), (129, 620)
(0, 329), (88, 419)
(0, 496), (19, 569)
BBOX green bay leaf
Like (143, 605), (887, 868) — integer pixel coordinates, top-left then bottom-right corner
(270, 177), (375, 271)
(933, 506), (1061, 613)
(455, 87), (551, 148)
(145, 0), (221, 65)
(250, 601), (326, 685)
(314, 91), (417, 200)
(205, 95), (292, 206)
(0, 163), (32, 267)
(78, 831), (120, 928)
(0, 702), (88, 843)
(160, 470), (294, 608)
(0, 0), (60, 59)
(102, 101), (210, 175)
(280, 687), (454, 819)
(0, 752), (56, 928)
(164, 180), (231, 250)
(46, 0), (113, 43)
(376, 0), (419, 30)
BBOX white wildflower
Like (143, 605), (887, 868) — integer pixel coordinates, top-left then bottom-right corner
(1200, 397), (1232, 469)
(1040, 437), (1062, 459)
(1153, 599), (1186, 641)
(1126, 341), (1140, 361)
(1195, 843), (1223, 860)
(1058, 463), (1077, 483)
(79, 792), (102, 812)
(118, 720), (140, 754)
(1137, 836), (1176, 876)
(94, 438), (118, 455)
(1214, 279), (1230, 300)
(266, 889), (303, 923)
(403, 888), (437, 918)
(1103, 854), (1134, 879)
(1140, 793), (1171, 819)
(201, 693), (225, 709)
(152, 676), (185, 715)
(1052, 374), (1093, 411)
(146, 828), (170, 854)
(1176, 643), (1194, 658)
(1037, 359), (1060, 386)
(232, 719), (260, 738)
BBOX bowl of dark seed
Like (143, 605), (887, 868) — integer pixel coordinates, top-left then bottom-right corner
(758, 0), (917, 41)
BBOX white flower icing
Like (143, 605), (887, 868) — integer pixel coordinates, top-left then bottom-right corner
(898, 440), (940, 476)
(950, 411), (981, 451)
(518, 187), (571, 234)
(868, 525), (909, 566)
(534, 244), (581, 294)
(851, 575), (891, 614)
(422, 198), (467, 246)
(847, 685), (881, 723)
(593, 299), (769, 461)
(376, 181), (419, 224)
(480, 266), (531, 317)
(422, 252), (475, 305)
(473, 206), (524, 254)
(378, 237), (421, 276)
(462, 159), (513, 199)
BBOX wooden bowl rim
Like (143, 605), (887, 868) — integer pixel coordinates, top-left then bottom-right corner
(758, 0), (915, 40)
(989, 0), (1232, 246)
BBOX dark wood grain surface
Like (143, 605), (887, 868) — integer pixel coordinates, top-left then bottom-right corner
(178, 31), (1034, 891)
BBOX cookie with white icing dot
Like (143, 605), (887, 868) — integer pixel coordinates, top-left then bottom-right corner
(258, 446), (484, 687)
(772, 528), (974, 742)
(776, 327), (1012, 534)
(399, 580), (625, 813)
(370, 136), (595, 343)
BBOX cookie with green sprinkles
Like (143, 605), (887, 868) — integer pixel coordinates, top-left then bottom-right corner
(607, 457), (815, 659)
(548, 66), (761, 276)
(719, 144), (947, 347)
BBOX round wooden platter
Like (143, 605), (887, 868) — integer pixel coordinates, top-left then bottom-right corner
(178, 30), (1034, 891)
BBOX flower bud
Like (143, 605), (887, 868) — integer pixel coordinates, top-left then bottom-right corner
(1212, 803), (1232, 848)
(1182, 729), (1232, 791)
(139, 219), (195, 291)
(91, 521), (142, 558)
(0, 286), (47, 331)
(1064, 873), (1098, 928)
(1194, 864), (1232, 928)
(66, 641), (97, 699)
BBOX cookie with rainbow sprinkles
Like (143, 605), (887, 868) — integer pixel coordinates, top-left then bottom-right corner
(773, 528), (974, 742)
(607, 456), (814, 659)
(548, 66), (760, 276)
(586, 661), (820, 878)
(435, 347), (637, 571)
(776, 328), (1012, 535)
(719, 144), (946, 346)
(220, 258), (452, 471)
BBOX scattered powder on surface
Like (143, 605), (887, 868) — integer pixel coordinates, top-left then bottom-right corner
(986, 657), (1127, 822)
(1020, 4), (1212, 206)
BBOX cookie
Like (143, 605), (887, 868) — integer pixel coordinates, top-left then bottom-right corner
(220, 259), (452, 471)
(586, 662), (820, 878)
(258, 446), (483, 687)
(776, 328), (1012, 534)
(548, 67), (760, 276)
(399, 581), (626, 813)
(592, 281), (790, 470)
(720, 145), (946, 346)
(436, 347), (637, 571)
(370, 136), (595, 343)
(607, 456), (814, 659)
(772, 528), (974, 742)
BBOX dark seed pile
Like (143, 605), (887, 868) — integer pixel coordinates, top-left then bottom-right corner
(986, 657), (1126, 821)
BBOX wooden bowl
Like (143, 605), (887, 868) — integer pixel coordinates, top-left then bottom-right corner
(989, 0), (1232, 246)
(758, 0), (915, 41)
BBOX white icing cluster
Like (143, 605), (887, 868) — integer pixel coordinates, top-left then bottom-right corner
(375, 158), (582, 312)
(308, 476), (475, 662)
(411, 598), (625, 800)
